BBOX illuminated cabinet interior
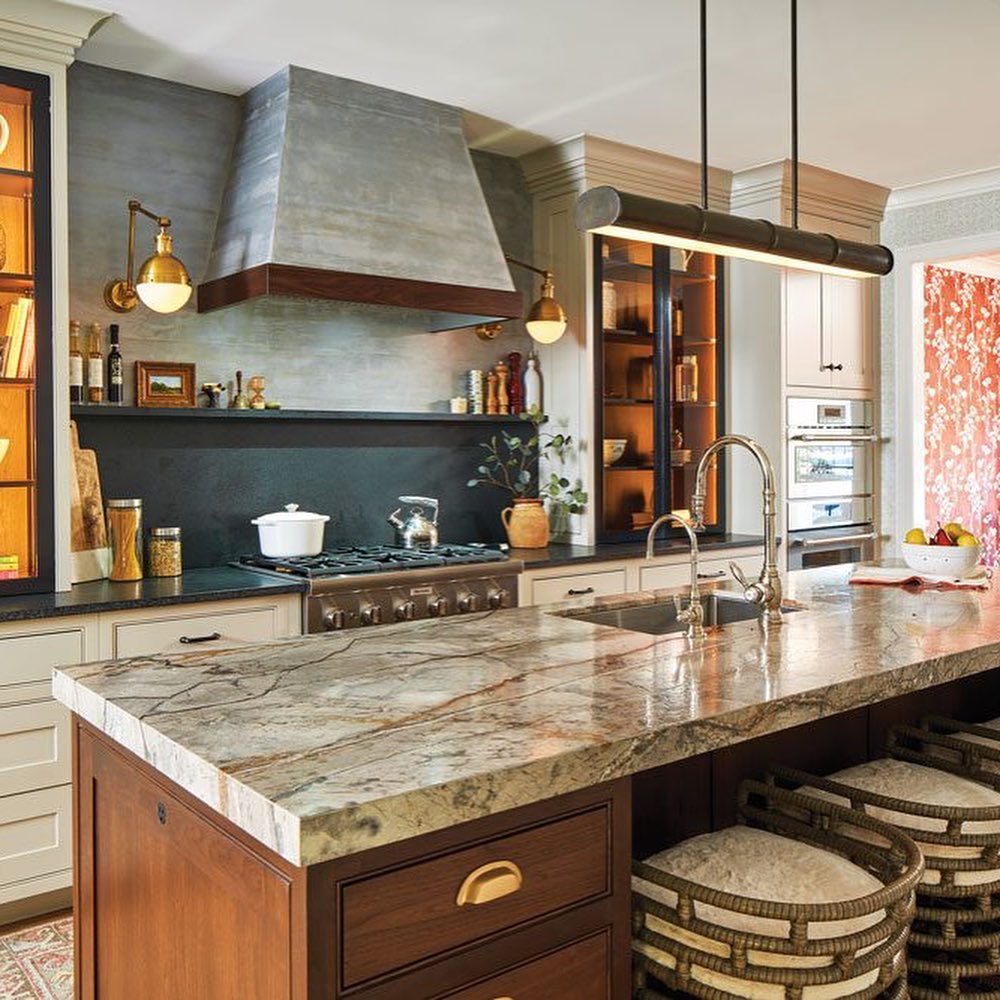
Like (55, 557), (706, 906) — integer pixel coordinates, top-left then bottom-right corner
(0, 68), (52, 595)
(593, 236), (725, 541)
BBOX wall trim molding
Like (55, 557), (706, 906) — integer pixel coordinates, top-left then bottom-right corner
(887, 166), (1000, 211)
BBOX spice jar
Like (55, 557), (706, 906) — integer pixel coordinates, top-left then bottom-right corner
(106, 498), (143, 581)
(675, 354), (699, 402)
(148, 527), (182, 578)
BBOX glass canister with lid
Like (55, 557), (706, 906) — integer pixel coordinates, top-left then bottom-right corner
(148, 527), (182, 578)
(106, 498), (143, 581)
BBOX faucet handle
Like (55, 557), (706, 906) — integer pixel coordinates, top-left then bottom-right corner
(730, 561), (768, 607)
(729, 561), (750, 589)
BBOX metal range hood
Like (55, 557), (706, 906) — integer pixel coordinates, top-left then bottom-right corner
(197, 67), (522, 331)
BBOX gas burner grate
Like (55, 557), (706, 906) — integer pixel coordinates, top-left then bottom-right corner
(237, 544), (506, 579)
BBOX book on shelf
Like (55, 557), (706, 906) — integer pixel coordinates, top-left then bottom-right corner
(1, 296), (34, 378)
(0, 554), (19, 580)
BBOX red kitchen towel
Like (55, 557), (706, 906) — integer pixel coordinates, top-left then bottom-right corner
(850, 565), (991, 590)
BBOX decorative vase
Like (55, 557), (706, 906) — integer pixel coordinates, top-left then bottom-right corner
(501, 498), (549, 549)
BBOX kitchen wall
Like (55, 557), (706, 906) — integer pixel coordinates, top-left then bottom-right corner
(880, 187), (1000, 551)
(66, 62), (535, 410)
(922, 264), (1000, 565)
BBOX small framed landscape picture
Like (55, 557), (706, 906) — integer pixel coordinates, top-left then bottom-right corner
(136, 361), (196, 408)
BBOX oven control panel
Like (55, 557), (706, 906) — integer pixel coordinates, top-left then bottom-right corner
(308, 572), (519, 632)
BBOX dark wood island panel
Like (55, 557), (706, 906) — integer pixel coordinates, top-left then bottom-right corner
(72, 720), (632, 1000)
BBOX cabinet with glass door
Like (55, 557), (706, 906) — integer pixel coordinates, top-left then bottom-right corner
(593, 235), (725, 542)
(0, 68), (53, 595)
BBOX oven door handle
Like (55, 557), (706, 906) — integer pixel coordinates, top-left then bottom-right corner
(791, 532), (878, 548)
(789, 433), (878, 443)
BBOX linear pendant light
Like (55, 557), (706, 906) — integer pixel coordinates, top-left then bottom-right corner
(575, 0), (893, 279)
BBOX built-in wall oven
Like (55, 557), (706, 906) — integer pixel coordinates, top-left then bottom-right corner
(786, 398), (877, 570)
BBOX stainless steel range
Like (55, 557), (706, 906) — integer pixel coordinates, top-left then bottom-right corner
(237, 545), (521, 632)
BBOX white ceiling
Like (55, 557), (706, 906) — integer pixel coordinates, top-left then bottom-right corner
(77, 0), (1000, 190)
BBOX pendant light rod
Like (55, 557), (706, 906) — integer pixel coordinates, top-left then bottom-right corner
(699, 0), (708, 210)
(790, 0), (799, 229)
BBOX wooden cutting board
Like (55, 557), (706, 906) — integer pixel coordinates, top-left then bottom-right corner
(70, 421), (110, 582)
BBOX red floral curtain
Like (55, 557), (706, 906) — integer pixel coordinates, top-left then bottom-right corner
(924, 264), (1000, 567)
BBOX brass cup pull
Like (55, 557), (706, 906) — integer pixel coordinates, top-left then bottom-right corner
(455, 860), (523, 906)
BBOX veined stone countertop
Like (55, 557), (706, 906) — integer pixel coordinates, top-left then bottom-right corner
(53, 565), (999, 867)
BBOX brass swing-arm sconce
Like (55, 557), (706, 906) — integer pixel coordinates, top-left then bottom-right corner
(104, 199), (192, 314)
(476, 254), (567, 343)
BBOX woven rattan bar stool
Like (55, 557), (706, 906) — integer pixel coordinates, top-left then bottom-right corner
(631, 779), (923, 1000)
(771, 757), (1000, 1000)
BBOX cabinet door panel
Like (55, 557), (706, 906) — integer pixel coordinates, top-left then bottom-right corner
(784, 271), (828, 388)
(823, 275), (871, 391)
(0, 700), (69, 796)
(0, 785), (71, 890)
(84, 736), (293, 1000)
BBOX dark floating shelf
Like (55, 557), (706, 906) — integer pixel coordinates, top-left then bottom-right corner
(672, 400), (718, 408)
(69, 405), (526, 424)
(603, 330), (654, 343)
(0, 377), (33, 387)
(0, 273), (34, 293)
(603, 397), (654, 406)
(604, 463), (655, 472)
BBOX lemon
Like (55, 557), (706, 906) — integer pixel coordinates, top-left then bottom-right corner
(944, 521), (966, 541)
(957, 533), (979, 547)
(905, 527), (927, 545)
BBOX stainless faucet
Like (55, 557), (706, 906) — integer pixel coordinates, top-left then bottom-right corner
(691, 434), (783, 626)
(645, 513), (705, 639)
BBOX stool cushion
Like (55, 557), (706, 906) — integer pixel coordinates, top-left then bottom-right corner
(633, 827), (893, 999)
(635, 825), (884, 940)
(810, 759), (1000, 887)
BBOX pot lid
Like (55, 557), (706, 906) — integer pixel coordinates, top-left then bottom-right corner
(251, 503), (330, 524)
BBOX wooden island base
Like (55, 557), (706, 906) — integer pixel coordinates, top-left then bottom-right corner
(72, 666), (1000, 1000)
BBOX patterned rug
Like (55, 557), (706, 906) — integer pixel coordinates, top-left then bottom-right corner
(0, 916), (73, 999)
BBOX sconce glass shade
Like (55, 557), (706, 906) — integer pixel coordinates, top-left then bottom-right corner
(135, 229), (192, 314)
(525, 276), (567, 344)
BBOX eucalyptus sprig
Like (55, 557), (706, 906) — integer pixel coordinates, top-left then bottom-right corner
(467, 406), (587, 514)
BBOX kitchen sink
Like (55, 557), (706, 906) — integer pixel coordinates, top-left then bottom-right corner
(567, 591), (801, 636)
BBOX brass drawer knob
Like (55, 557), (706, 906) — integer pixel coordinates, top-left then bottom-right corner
(455, 860), (523, 906)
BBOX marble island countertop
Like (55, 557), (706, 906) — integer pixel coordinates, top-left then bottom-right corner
(53, 565), (1000, 867)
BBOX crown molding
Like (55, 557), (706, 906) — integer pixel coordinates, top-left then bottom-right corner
(0, 0), (110, 67)
(886, 166), (1000, 211)
(731, 159), (889, 225)
(520, 133), (730, 211)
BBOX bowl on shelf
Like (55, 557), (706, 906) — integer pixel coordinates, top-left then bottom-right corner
(670, 448), (692, 467)
(901, 541), (981, 578)
(603, 439), (627, 466)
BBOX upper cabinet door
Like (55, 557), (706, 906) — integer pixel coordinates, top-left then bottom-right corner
(784, 270), (829, 388)
(822, 274), (872, 391)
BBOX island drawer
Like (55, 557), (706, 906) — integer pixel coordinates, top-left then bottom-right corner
(340, 804), (610, 988)
(438, 931), (609, 999)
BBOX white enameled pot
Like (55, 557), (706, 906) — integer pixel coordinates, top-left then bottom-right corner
(251, 503), (330, 557)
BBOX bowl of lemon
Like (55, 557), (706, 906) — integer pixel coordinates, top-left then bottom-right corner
(902, 521), (982, 577)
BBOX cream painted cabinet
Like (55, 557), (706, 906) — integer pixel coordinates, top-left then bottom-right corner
(0, 592), (302, 924)
(785, 272), (872, 392)
(519, 545), (764, 607)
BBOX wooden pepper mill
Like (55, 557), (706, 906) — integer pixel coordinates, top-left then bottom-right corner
(485, 372), (499, 415)
(494, 360), (509, 415)
(507, 352), (523, 414)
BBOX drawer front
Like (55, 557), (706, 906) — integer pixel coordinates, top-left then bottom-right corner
(638, 562), (690, 592)
(441, 932), (609, 1000)
(0, 784), (72, 888)
(531, 570), (626, 607)
(0, 628), (88, 706)
(341, 806), (610, 988)
(0, 701), (70, 797)
(112, 606), (281, 659)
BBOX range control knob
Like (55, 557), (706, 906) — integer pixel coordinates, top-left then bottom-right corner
(428, 596), (449, 617)
(323, 607), (347, 631)
(457, 593), (479, 614)
(487, 589), (508, 610)
(360, 604), (383, 626)
(394, 600), (417, 622)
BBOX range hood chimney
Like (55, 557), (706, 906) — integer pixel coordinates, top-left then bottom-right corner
(198, 67), (522, 331)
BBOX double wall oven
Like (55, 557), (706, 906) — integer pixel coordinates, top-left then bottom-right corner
(786, 398), (877, 570)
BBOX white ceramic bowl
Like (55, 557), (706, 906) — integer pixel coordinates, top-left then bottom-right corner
(902, 541), (981, 578)
(603, 438), (627, 466)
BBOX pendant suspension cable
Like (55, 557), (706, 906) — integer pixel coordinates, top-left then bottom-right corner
(699, 0), (709, 210)
(790, 0), (799, 229)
